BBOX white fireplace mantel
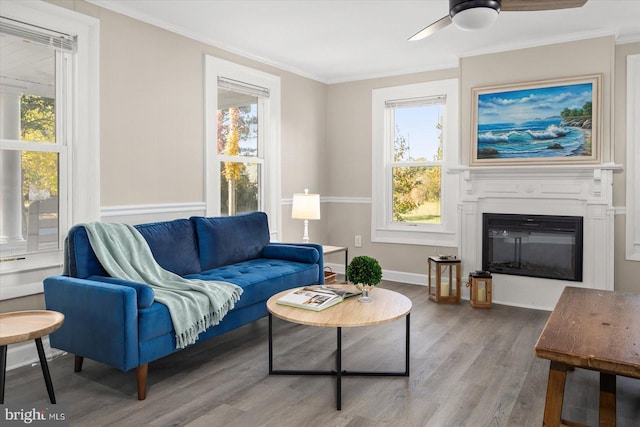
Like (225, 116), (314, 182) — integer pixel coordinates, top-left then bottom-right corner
(452, 163), (622, 310)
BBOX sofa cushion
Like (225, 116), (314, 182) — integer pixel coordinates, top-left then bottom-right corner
(135, 219), (200, 276)
(66, 219), (200, 279)
(138, 259), (317, 343)
(187, 258), (319, 309)
(262, 244), (319, 264)
(191, 212), (271, 271)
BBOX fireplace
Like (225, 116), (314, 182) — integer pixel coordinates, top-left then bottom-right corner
(457, 165), (615, 309)
(482, 213), (583, 282)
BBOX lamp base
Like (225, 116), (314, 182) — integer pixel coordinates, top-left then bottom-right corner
(301, 219), (310, 243)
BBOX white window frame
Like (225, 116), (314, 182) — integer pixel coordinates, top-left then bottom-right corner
(0, 0), (99, 299)
(205, 56), (281, 240)
(626, 54), (640, 261)
(372, 79), (459, 247)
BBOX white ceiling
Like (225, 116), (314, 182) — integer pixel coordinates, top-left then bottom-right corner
(88, 0), (640, 84)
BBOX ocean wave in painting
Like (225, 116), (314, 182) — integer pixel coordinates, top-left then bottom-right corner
(525, 124), (571, 140)
(477, 118), (587, 159)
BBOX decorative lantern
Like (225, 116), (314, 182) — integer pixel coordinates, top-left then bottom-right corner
(427, 256), (461, 304)
(468, 271), (492, 308)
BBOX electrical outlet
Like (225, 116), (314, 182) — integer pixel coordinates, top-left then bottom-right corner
(355, 235), (362, 247)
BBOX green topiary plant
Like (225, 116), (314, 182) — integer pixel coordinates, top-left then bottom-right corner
(346, 255), (382, 287)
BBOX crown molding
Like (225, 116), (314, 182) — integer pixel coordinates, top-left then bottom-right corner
(85, 0), (327, 83)
(85, 1), (640, 85)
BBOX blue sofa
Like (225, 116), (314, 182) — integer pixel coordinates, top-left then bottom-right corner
(43, 212), (323, 400)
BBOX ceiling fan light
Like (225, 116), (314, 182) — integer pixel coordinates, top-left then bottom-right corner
(451, 7), (499, 31)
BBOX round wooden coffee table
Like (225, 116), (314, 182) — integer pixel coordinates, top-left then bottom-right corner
(267, 285), (412, 410)
(0, 310), (64, 404)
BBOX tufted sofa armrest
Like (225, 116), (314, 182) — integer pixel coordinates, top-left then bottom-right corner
(43, 275), (140, 372)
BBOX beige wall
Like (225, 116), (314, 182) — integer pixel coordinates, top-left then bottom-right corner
(96, 6), (329, 242)
(460, 37), (615, 165)
(44, 0), (328, 207)
(325, 69), (459, 270)
(281, 72), (328, 244)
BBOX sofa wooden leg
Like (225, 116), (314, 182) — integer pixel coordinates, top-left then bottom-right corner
(136, 364), (148, 400)
(74, 355), (84, 373)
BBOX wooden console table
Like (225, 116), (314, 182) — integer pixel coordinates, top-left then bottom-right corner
(323, 245), (348, 279)
(534, 287), (640, 427)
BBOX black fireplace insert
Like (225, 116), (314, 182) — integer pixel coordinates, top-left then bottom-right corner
(482, 213), (583, 282)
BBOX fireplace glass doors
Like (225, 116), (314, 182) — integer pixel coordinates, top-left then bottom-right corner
(482, 213), (583, 282)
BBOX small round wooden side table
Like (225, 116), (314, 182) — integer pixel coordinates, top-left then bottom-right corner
(0, 310), (64, 404)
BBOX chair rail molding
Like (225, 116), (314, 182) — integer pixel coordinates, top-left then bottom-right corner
(100, 202), (206, 224)
(281, 196), (372, 205)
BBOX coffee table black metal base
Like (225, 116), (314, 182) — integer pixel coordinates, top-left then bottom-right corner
(268, 313), (410, 410)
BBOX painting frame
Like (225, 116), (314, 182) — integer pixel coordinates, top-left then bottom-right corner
(470, 74), (602, 166)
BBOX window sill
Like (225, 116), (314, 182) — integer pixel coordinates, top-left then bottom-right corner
(372, 228), (457, 247)
(0, 251), (63, 275)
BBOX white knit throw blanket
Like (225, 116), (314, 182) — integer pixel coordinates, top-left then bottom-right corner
(83, 222), (243, 349)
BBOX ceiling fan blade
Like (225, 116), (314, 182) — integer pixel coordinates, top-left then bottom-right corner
(409, 15), (452, 41)
(501, 0), (588, 12)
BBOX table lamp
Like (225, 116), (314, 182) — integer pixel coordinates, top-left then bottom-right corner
(291, 189), (320, 243)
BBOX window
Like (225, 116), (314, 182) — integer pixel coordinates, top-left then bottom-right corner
(372, 79), (459, 246)
(217, 79), (264, 216)
(205, 56), (281, 239)
(390, 97), (444, 224)
(0, 1), (99, 299)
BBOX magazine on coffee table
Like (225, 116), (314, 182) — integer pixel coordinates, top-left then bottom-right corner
(276, 286), (361, 311)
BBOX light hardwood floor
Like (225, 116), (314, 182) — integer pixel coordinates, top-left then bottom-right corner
(5, 281), (640, 426)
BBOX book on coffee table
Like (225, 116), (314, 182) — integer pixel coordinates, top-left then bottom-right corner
(276, 286), (360, 311)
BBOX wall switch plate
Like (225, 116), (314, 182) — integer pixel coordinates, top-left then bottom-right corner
(355, 235), (362, 247)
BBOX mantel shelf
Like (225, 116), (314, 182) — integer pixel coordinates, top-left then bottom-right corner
(449, 163), (623, 175)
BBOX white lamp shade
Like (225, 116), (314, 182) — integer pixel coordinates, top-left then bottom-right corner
(291, 193), (321, 220)
(452, 7), (499, 31)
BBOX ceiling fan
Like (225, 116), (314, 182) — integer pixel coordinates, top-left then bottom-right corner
(409, 0), (588, 41)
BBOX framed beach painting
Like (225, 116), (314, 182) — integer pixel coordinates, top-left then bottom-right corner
(470, 74), (602, 166)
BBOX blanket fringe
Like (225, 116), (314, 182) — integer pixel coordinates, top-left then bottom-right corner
(175, 289), (242, 349)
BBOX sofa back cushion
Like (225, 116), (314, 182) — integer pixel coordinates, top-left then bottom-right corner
(135, 219), (201, 276)
(66, 225), (108, 278)
(66, 218), (200, 278)
(191, 212), (270, 271)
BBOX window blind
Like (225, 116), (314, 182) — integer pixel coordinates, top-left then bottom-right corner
(217, 76), (270, 98)
(385, 95), (446, 109)
(0, 17), (75, 52)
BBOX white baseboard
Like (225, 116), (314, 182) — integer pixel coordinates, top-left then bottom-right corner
(325, 262), (427, 287)
(326, 262), (553, 310)
(5, 336), (65, 371)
